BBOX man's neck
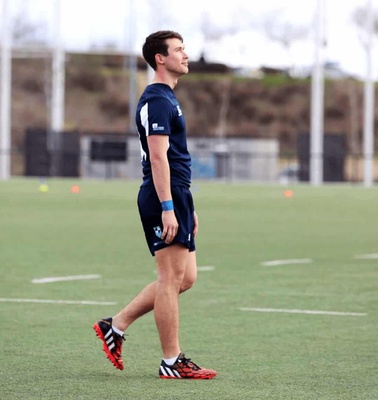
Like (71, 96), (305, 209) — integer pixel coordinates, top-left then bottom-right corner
(152, 71), (179, 89)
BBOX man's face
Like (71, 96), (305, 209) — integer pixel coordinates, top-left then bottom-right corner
(162, 38), (189, 76)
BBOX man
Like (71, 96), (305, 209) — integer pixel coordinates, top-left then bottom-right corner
(93, 30), (217, 380)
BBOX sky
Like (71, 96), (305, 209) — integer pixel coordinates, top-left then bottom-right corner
(5, 0), (378, 79)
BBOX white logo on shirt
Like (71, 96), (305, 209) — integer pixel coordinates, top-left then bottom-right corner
(152, 123), (164, 131)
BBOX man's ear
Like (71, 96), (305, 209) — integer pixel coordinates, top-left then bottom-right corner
(155, 53), (165, 66)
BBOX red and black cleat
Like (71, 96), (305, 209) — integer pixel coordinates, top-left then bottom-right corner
(159, 353), (217, 379)
(93, 317), (125, 370)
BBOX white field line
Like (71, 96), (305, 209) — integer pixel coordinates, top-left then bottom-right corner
(260, 258), (313, 267)
(354, 253), (378, 260)
(0, 298), (116, 306)
(32, 274), (101, 284)
(240, 307), (367, 317)
(198, 266), (215, 271)
(153, 265), (215, 275)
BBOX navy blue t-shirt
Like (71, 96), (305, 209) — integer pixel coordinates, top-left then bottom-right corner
(135, 83), (191, 188)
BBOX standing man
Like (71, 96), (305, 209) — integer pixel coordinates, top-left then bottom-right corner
(93, 30), (217, 380)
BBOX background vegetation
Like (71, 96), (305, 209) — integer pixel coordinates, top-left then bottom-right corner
(10, 54), (376, 175)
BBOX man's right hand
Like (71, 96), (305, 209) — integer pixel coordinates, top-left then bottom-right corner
(161, 210), (179, 244)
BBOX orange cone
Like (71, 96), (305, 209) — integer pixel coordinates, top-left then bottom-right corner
(284, 189), (293, 198)
(70, 185), (80, 194)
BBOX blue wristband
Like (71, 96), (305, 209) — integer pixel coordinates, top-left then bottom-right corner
(161, 200), (174, 212)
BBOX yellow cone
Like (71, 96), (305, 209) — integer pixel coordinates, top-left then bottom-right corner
(39, 184), (49, 193)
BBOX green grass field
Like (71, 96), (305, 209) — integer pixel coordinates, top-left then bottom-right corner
(0, 178), (377, 400)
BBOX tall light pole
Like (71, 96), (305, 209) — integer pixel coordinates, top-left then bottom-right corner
(50, 0), (65, 176)
(310, 0), (326, 185)
(363, 0), (375, 187)
(127, 0), (138, 134)
(0, 0), (11, 180)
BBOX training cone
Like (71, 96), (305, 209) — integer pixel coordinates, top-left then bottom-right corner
(39, 184), (49, 193)
(283, 189), (293, 198)
(70, 185), (80, 194)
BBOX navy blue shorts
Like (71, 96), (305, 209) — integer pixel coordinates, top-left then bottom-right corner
(137, 185), (196, 256)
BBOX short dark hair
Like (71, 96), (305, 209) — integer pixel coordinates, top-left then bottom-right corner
(142, 30), (183, 71)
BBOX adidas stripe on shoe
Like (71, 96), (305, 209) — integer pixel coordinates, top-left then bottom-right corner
(93, 317), (125, 370)
(159, 353), (217, 379)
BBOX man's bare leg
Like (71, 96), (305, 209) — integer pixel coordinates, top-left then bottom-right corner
(112, 282), (156, 332)
(112, 249), (197, 335)
(154, 244), (189, 358)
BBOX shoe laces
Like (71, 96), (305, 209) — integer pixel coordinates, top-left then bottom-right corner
(116, 333), (125, 342)
(113, 333), (125, 352)
(178, 354), (201, 371)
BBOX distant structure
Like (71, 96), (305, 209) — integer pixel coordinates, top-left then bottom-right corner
(188, 54), (230, 74)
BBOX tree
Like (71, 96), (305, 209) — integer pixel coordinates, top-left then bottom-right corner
(352, 5), (378, 47)
(263, 14), (309, 74)
(11, 13), (47, 47)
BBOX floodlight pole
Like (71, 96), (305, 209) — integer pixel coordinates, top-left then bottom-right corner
(363, 0), (375, 187)
(146, 3), (155, 83)
(310, 0), (326, 186)
(0, 0), (11, 180)
(50, 0), (65, 176)
(127, 0), (138, 134)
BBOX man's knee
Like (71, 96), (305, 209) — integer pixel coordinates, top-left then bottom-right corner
(180, 273), (196, 293)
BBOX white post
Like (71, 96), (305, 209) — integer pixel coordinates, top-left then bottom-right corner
(50, 0), (65, 176)
(310, 0), (326, 185)
(127, 0), (138, 133)
(51, 0), (65, 133)
(0, 0), (11, 180)
(146, 2), (155, 83)
(363, 0), (375, 187)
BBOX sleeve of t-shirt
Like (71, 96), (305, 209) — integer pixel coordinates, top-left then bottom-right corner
(146, 99), (172, 136)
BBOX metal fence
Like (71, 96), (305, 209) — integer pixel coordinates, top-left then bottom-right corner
(3, 146), (378, 185)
